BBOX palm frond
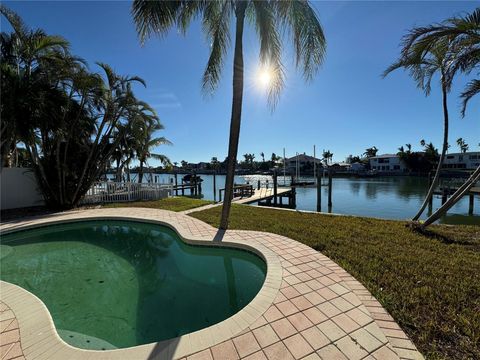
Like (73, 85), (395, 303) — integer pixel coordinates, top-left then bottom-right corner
(461, 79), (480, 117)
(201, 1), (231, 94)
(274, 0), (326, 81)
(251, 0), (284, 107)
(150, 153), (171, 166)
(0, 5), (29, 39)
(132, 0), (183, 43)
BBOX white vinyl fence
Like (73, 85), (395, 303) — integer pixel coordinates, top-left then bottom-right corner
(80, 181), (172, 205)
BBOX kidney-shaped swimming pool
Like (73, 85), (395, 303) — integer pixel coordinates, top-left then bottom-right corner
(0, 220), (266, 350)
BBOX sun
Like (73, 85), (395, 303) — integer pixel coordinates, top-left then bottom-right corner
(257, 66), (273, 89)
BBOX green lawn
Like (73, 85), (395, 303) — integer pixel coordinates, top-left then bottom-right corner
(103, 197), (213, 212)
(190, 204), (480, 360)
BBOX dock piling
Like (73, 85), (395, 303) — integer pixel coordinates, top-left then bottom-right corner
(213, 171), (217, 202)
(273, 171), (278, 206)
(469, 194), (474, 215)
(328, 169), (333, 208)
(316, 169), (321, 212)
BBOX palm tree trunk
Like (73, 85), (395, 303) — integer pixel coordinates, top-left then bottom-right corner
(421, 165), (480, 227)
(412, 82), (449, 221)
(219, 3), (246, 230)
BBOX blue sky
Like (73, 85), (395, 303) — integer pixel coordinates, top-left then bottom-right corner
(4, 1), (479, 165)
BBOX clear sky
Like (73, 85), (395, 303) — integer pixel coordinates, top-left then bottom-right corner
(3, 1), (479, 165)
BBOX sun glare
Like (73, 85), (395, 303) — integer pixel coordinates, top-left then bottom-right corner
(257, 67), (273, 89)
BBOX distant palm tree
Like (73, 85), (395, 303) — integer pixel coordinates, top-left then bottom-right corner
(456, 137), (469, 153)
(134, 116), (172, 183)
(260, 152), (265, 163)
(420, 139), (426, 147)
(132, 0), (326, 230)
(322, 150), (333, 165)
(363, 146), (378, 158)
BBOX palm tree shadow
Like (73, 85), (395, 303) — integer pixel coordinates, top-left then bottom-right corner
(410, 225), (474, 246)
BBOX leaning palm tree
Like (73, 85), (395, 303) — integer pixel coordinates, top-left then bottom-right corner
(388, 8), (479, 226)
(384, 39), (455, 222)
(132, 0), (326, 229)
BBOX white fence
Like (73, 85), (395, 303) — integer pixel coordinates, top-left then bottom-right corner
(80, 181), (172, 205)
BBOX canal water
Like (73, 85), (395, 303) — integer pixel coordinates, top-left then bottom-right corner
(114, 173), (480, 225)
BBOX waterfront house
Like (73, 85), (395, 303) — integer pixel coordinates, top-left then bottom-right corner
(369, 154), (407, 173)
(285, 154), (323, 173)
(442, 151), (480, 170)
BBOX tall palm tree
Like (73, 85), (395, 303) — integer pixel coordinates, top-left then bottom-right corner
(387, 8), (479, 226)
(384, 39), (455, 222)
(132, 0), (326, 230)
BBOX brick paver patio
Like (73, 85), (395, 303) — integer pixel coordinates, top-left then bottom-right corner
(0, 208), (423, 360)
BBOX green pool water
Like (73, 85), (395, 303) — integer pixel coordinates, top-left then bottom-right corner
(0, 220), (266, 350)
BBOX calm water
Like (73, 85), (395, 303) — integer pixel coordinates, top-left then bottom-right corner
(136, 174), (479, 225)
(0, 221), (266, 349)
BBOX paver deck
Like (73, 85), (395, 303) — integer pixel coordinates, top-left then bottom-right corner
(0, 208), (423, 360)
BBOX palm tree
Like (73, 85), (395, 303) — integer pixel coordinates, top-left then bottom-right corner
(0, 4), (70, 168)
(133, 115), (172, 183)
(132, 0), (326, 230)
(384, 36), (455, 222)
(322, 150), (333, 165)
(399, 8), (480, 116)
(385, 8), (480, 227)
(363, 146), (378, 158)
(2, 6), (160, 208)
(260, 152), (265, 163)
(456, 137), (469, 153)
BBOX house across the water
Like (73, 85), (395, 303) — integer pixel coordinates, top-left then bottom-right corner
(442, 152), (480, 170)
(369, 154), (407, 173)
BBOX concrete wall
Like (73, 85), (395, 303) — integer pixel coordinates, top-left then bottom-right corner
(1, 168), (45, 210)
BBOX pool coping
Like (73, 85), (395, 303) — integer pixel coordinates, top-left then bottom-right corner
(0, 210), (282, 360)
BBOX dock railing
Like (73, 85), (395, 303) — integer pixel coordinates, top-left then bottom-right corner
(80, 181), (172, 205)
(218, 184), (254, 202)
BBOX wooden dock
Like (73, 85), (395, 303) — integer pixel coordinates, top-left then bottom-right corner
(234, 187), (292, 204)
(433, 186), (479, 215)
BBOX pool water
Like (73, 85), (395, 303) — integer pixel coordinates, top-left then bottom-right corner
(0, 220), (266, 350)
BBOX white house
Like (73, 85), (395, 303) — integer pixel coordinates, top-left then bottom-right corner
(442, 152), (480, 170)
(369, 154), (407, 173)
